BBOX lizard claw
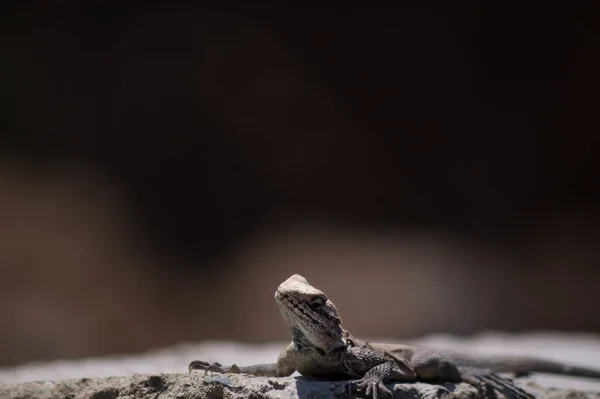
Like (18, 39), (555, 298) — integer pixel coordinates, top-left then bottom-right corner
(189, 360), (209, 373)
(189, 360), (234, 375)
(461, 368), (534, 399)
(354, 376), (392, 399)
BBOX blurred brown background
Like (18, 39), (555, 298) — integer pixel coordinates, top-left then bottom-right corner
(1, 2), (599, 367)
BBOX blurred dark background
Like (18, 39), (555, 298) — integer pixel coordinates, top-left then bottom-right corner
(1, 2), (599, 367)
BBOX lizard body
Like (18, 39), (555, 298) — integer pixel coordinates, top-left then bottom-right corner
(189, 274), (600, 398)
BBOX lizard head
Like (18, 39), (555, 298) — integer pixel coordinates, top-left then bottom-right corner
(275, 274), (345, 354)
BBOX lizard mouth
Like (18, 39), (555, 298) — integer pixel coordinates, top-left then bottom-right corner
(274, 289), (284, 301)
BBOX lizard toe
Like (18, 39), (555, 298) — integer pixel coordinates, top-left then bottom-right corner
(188, 360), (210, 373)
(355, 377), (391, 399)
(354, 378), (370, 395)
(354, 378), (368, 391)
(366, 382), (373, 398)
(461, 368), (534, 399)
(371, 381), (392, 399)
(377, 381), (392, 398)
(189, 361), (234, 375)
(480, 373), (534, 399)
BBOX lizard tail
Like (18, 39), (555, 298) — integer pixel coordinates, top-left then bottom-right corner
(528, 359), (600, 379)
(466, 355), (600, 379)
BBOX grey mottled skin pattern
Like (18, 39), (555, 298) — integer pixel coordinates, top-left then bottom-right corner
(189, 274), (600, 398)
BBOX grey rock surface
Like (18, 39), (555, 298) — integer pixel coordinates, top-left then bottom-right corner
(1, 332), (600, 398)
(0, 372), (595, 399)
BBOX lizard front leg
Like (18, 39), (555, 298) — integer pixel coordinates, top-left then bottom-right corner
(188, 360), (285, 377)
(189, 343), (297, 378)
(354, 362), (394, 399)
(343, 346), (417, 399)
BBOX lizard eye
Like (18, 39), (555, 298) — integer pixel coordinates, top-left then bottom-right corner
(309, 296), (326, 310)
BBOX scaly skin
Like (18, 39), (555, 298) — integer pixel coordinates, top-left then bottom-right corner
(189, 274), (600, 399)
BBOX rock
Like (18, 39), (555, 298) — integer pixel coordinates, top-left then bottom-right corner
(2, 333), (600, 398)
(1, 372), (597, 399)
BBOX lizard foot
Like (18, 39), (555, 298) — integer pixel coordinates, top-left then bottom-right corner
(188, 360), (241, 375)
(461, 368), (534, 399)
(354, 376), (392, 399)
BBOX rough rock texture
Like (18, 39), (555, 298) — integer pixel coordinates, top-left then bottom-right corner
(2, 333), (600, 398)
(1, 373), (597, 399)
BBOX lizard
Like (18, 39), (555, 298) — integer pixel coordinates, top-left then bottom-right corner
(189, 274), (600, 398)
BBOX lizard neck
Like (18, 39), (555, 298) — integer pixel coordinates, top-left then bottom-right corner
(292, 327), (346, 356)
